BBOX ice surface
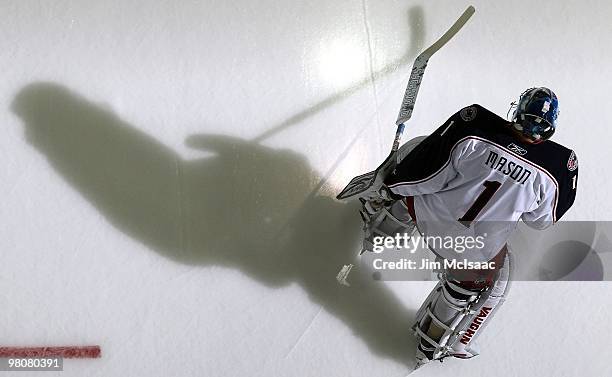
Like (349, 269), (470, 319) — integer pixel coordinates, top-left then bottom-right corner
(1, 1), (611, 375)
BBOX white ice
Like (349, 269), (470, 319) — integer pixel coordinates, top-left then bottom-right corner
(1, 1), (611, 376)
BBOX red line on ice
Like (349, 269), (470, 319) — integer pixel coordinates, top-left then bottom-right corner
(0, 345), (101, 358)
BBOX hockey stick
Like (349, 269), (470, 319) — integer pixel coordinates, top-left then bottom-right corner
(336, 6), (475, 200)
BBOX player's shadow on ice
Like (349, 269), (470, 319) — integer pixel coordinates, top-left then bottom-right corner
(10, 5), (428, 368)
(11, 82), (421, 367)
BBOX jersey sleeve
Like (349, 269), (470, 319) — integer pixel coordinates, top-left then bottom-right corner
(555, 150), (578, 219)
(521, 149), (578, 228)
(384, 108), (472, 198)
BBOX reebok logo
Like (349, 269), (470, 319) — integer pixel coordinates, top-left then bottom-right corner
(507, 143), (527, 156)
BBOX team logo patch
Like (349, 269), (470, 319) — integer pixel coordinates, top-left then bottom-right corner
(507, 143), (527, 156)
(460, 106), (478, 122)
(567, 151), (578, 171)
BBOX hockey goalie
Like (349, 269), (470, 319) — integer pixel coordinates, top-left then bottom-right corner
(358, 88), (578, 366)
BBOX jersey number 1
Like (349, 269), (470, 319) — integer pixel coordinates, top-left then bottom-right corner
(459, 180), (502, 227)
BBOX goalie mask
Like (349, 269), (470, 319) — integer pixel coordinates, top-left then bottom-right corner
(508, 87), (559, 143)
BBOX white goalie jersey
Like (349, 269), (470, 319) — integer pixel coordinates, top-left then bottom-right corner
(384, 104), (578, 262)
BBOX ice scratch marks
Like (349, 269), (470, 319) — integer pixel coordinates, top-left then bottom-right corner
(284, 307), (322, 359)
(361, 0), (383, 153)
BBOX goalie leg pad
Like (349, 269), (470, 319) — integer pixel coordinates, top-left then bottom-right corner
(447, 251), (512, 357)
(413, 250), (512, 362)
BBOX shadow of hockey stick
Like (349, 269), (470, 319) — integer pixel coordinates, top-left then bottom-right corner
(251, 6), (425, 144)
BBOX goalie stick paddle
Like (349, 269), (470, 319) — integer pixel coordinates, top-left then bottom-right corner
(336, 6), (475, 200)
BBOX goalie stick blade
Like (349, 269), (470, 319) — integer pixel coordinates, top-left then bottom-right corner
(336, 264), (354, 286)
